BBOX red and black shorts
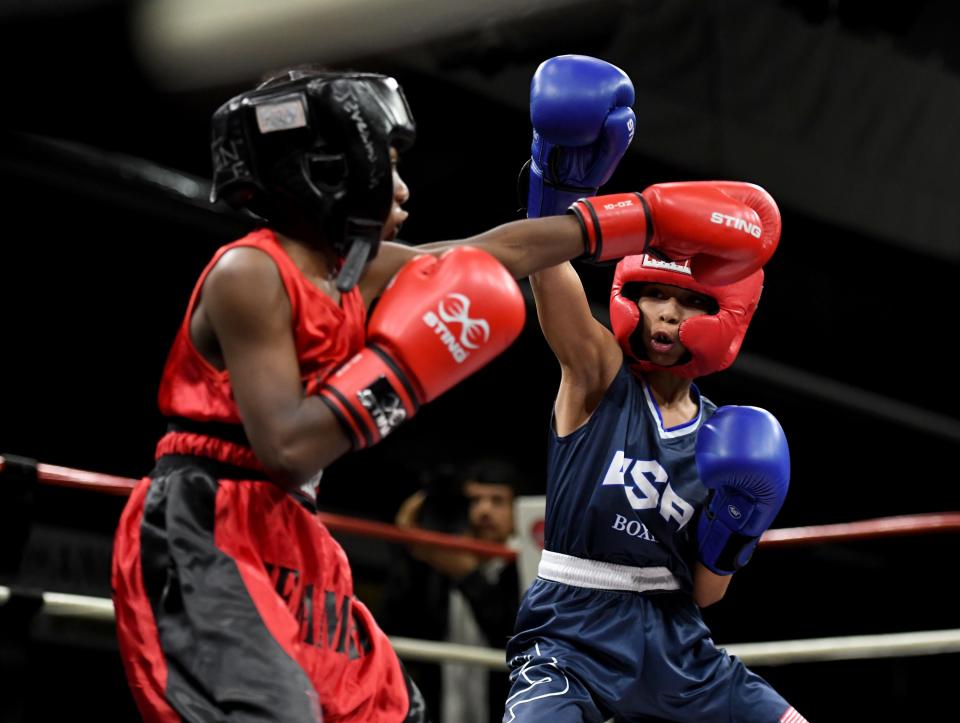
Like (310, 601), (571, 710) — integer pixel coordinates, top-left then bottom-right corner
(112, 454), (426, 722)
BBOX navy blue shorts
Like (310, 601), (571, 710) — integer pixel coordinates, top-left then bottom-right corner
(502, 579), (798, 723)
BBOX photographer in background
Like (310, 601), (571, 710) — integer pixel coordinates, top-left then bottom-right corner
(379, 459), (522, 723)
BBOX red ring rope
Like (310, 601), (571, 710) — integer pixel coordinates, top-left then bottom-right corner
(0, 455), (515, 559)
(3, 455), (958, 560)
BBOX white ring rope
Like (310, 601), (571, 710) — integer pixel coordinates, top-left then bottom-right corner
(3, 586), (958, 669)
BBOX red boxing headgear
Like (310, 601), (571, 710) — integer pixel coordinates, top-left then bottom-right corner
(610, 254), (763, 378)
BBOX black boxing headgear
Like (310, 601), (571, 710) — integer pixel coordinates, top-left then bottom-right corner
(209, 70), (416, 291)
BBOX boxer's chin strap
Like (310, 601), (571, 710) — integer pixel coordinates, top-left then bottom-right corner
(337, 220), (379, 292)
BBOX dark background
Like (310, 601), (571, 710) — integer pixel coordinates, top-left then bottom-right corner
(1, 0), (958, 720)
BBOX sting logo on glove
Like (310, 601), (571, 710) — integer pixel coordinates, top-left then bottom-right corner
(709, 212), (762, 238)
(423, 293), (491, 363)
(318, 246), (525, 450)
(437, 293), (490, 349)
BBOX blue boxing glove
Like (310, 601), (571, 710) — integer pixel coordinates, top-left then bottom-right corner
(525, 54), (635, 218)
(696, 406), (790, 575)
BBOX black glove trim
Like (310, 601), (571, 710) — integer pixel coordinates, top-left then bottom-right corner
(370, 346), (421, 414)
(570, 200), (603, 262)
(715, 531), (757, 573)
(318, 386), (372, 450)
(635, 192), (656, 257)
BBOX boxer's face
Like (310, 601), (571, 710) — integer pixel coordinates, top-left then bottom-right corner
(464, 481), (514, 543)
(637, 284), (713, 367)
(381, 147), (409, 241)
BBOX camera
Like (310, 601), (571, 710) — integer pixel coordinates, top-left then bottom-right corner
(416, 464), (470, 535)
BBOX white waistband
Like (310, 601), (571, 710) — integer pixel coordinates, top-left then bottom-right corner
(538, 550), (681, 593)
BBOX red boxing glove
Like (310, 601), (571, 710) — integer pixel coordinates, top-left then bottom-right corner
(571, 181), (781, 285)
(317, 246), (526, 449)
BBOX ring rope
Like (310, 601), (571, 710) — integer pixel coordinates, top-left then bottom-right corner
(2, 585), (958, 669)
(0, 454), (511, 559)
(2, 455), (958, 559)
(3, 455), (959, 670)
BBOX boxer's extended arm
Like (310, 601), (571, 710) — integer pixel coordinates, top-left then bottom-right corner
(203, 247), (352, 487)
(363, 177), (779, 300)
(530, 264), (622, 436)
(360, 215), (584, 301)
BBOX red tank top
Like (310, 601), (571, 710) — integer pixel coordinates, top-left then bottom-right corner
(155, 229), (366, 467)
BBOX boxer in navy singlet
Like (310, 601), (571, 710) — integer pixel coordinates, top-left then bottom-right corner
(504, 55), (805, 723)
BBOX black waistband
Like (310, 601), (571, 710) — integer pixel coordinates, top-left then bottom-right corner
(165, 416), (251, 447)
(153, 454), (271, 482)
(152, 455), (320, 513)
